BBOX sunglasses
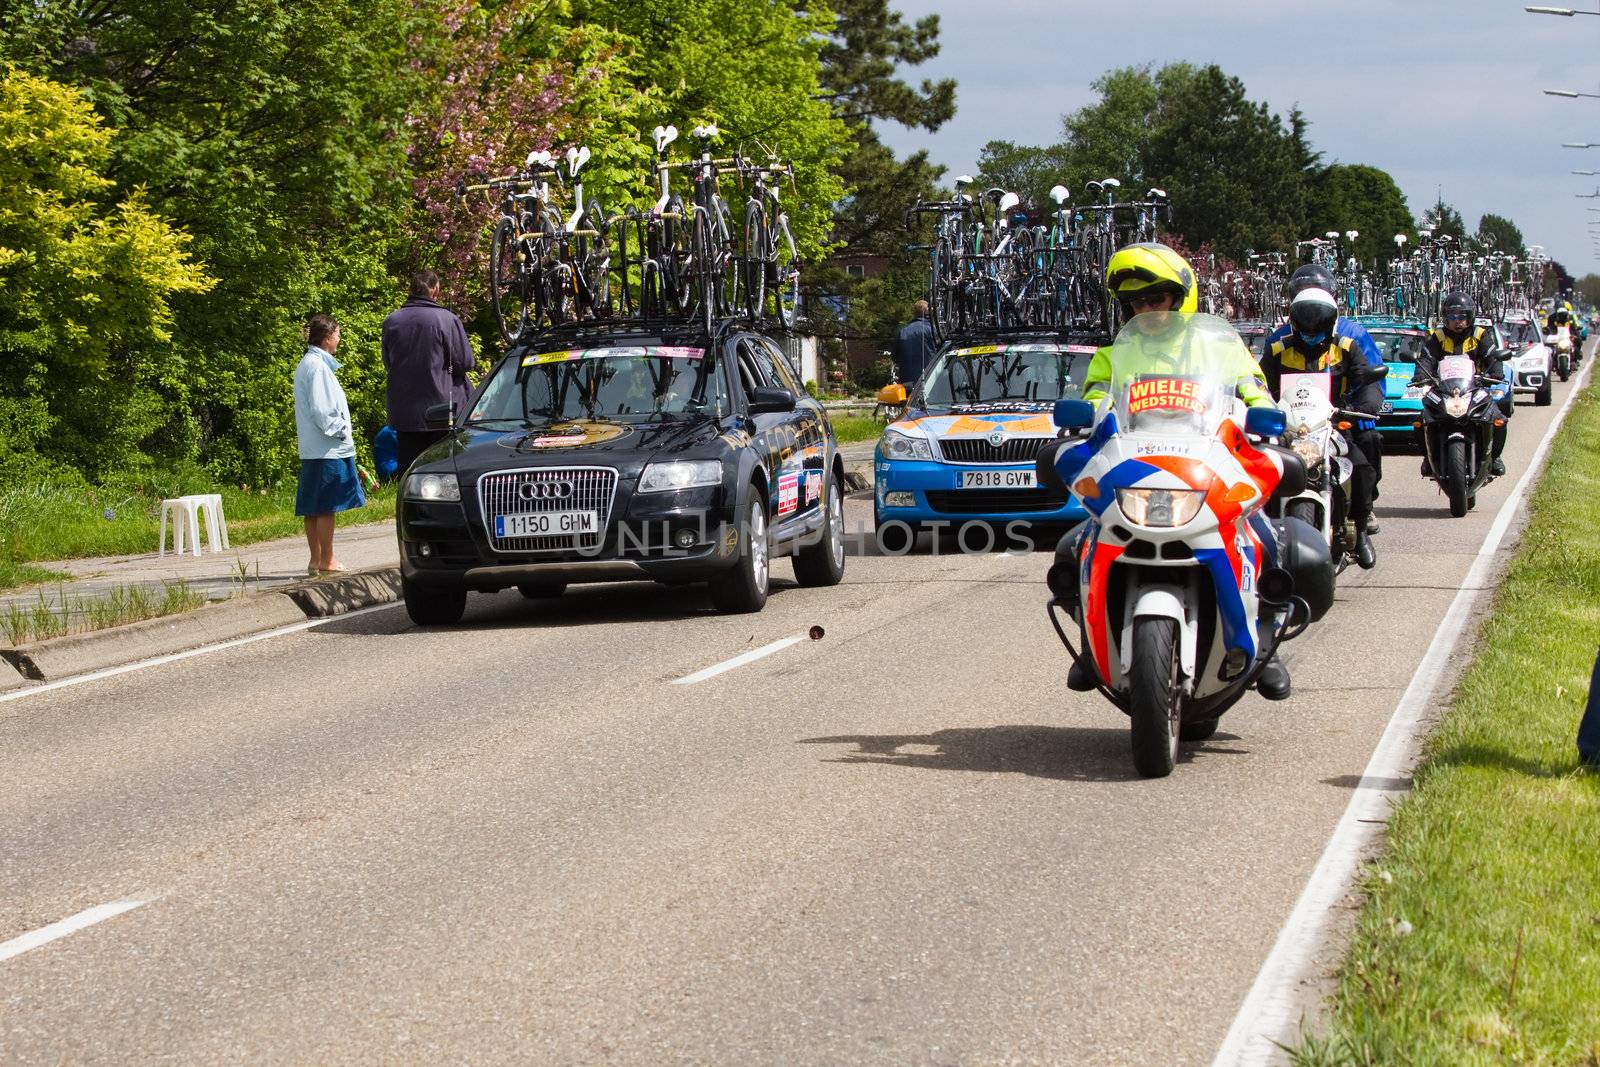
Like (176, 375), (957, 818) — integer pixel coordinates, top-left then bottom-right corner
(1443, 313), (1470, 323)
(1128, 293), (1172, 311)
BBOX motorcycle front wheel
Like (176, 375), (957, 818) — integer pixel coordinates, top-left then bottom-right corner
(1444, 437), (1469, 518)
(1129, 615), (1181, 778)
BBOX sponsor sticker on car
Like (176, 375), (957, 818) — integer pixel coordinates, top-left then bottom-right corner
(777, 471), (801, 516)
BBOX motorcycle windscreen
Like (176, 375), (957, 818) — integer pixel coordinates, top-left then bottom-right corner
(1109, 312), (1256, 438)
(1437, 354), (1475, 390)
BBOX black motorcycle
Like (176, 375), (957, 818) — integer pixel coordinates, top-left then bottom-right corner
(1416, 353), (1505, 518)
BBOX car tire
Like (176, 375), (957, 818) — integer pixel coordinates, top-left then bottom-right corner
(403, 575), (467, 626)
(1536, 380), (1553, 407)
(874, 508), (917, 555)
(708, 491), (769, 614)
(517, 581), (567, 599)
(793, 475), (846, 587)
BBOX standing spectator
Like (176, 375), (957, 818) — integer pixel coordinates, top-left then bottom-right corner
(382, 270), (474, 474)
(894, 300), (935, 384)
(294, 314), (364, 576)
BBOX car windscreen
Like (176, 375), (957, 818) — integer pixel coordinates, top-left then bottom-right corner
(1499, 320), (1540, 346)
(1370, 329), (1429, 364)
(466, 344), (728, 424)
(920, 343), (1090, 405)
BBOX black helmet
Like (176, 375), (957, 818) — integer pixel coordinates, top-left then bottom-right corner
(1553, 308), (1571, 325)
(1441, 291), (1476, 322)
(1288, 287), (1338, 340)
(1286, 264), (1336, 299)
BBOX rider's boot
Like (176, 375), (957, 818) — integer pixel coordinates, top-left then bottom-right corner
(1067, 658), (1095, 692)
(1257, 655), (1291, 701)
(1355, 527), (1377, 569)
(1491, 424), (1508, 477)
(1366, 516), (1380, 535)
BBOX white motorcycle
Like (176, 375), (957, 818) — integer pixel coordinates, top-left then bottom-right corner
(1039, 314), (1335, 778)
(1271, 373), (1375, 572)
(1547, 327), (1574, 382)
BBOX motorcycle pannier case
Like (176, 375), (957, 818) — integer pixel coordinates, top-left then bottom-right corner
(1271, 517), (1336, 622)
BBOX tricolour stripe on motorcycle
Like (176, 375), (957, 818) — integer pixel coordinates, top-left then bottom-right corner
(1084, 540), (1125, 681)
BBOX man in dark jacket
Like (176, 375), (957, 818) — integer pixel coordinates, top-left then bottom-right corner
(1414, 291), (1508, 476)
(382, 270), (475, 474)
(894, 300), (935, 384)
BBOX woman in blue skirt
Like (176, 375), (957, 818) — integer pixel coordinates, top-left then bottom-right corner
(294, 314), (365, 575)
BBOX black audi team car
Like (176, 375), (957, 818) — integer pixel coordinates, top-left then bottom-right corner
(397, 322), (846, 624)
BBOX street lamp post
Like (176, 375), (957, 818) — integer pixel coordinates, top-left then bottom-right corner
(1546, 89), (1600, 98)
(1527, 4), (1600, 13)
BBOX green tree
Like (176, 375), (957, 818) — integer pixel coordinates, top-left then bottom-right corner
(1474, 212), (1526, 257)
(1574, 273), (1600, 308)
(1310, 164), (1415, 264)
(0, 67), (211, 476)
(1419, 197), (1467, 240)
(976, 138), (1074, 216)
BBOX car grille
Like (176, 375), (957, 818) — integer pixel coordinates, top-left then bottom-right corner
(938, 436), (1054, 465)
(924, 488), (1069, 514)
(477, 466), (617, 553)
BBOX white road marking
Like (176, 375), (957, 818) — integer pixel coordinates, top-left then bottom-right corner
(0, 603), (397, 706)
(1211, 358), (1595, 1066)
(672, 636), (805, 684)
(0, 898), (153, 964)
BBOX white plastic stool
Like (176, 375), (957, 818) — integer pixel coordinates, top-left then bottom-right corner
(158, 494), (229, 556)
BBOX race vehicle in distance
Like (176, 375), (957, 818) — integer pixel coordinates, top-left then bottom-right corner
(873, 332), (1098, 552)
(1353, 315), (1432, 442)
(397, 320), (846, 624)
(1498, 314), (1552, 407)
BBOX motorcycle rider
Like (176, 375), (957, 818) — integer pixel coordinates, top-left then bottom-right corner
(1415, 291), (1509, 477)
(1264, 264), (1386, 534)
(1259, 287), (1381, 569)
(1069, 243), (1294, 700)
(1549, 307), (1578, 371)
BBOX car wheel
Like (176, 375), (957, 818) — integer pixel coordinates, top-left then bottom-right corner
(402, 575), (467, 626)
(708, 491), (769, 613)
(793, 475), (846, 587)
(874, 507), (917, 555)
(517, 581), (567, 599)
(1536, 380), (1553, 407)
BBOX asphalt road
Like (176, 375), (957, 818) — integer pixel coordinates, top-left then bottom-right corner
(0, 370), (1580, 1065)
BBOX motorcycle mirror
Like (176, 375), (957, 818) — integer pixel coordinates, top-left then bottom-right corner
(1053, 398), (1095, 430)
(876, 383), (908, 406)
(1244, 406), (1286, 439)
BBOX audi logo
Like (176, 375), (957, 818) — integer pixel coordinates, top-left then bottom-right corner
(517, 480), (575, 501)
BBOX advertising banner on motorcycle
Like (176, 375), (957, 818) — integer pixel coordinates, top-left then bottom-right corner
(1126, 377), (1208, 417)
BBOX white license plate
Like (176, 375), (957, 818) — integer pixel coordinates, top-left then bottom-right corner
(958, 469), (1036, 489)
(495, 510), (599, 538)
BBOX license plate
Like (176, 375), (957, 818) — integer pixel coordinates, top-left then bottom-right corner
(495, 510), (599, 538)
(1379, 402), (1393, 414)
(958, 469), (1036, 489)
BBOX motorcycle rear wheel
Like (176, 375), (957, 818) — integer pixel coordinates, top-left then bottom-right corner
(1444, 438), (1469, 518)
(1129, 615), (1181, 778)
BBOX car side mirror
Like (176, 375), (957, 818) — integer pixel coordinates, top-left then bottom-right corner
(1244, 406), (1286, 439)
(423, 401), (454, 430)
(748, 386), (797, 415)
(877, 383), (908, 406)
(1053, 398), (1095, 429)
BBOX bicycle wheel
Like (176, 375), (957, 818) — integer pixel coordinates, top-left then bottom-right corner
(692, 208), (718, 332)
(770, 215), (800, 327)
(743, 200), (767, 321)
(489, 219), (529, 344)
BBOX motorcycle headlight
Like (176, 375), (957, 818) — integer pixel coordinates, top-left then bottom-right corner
(638, 459), (722, 493)
(1116, 487), (1207, 528)
(882, 428), (935, 461)
(404, 472), (461, 502)
(1443, 395), (1469, 418)
(1292, 436), (1322, 468)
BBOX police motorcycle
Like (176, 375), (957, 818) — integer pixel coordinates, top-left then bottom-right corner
(1416, 353), (1505, 518)
(1270, 372), (1385, 573)
(1035, 314), (1335, 778)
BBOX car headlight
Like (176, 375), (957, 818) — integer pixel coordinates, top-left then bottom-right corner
(638, 459), (722, 493)
(1443, 395), (1469, 418)
(882, 428), (935, 461)
(404, 472), (461, 502)
(1116, 487), (1207, 528)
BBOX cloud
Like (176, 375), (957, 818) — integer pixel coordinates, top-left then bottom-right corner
(876, 0), (1595, 271)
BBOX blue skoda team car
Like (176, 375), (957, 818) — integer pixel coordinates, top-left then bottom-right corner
(1353, 315), (1513, 445)
(873, 333), (1096, 551)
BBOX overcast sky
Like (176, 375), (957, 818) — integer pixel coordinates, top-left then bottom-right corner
(876, 0), (1598, 274)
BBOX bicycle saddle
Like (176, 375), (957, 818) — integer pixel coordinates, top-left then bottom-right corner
(998, 191), (1020, 213)
(984, 187), (1006, 202)
(1098, 177), (1122, 189)
(653, 125), (678, 153)
(1146, 187), (1167, 200)
(526, 150), (554, 169)
(691, 124), (719, 141)
(566, 145), (592, 177)
(1048, 185), (1069, 205)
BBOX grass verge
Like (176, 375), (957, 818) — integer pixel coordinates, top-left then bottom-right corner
(0, 473), (395, 592)
(0, 580), (206, 645)
(1292, 388), (1600, 1065)
(829, 414), (885, 444)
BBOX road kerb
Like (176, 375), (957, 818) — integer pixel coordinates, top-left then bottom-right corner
(0, 566), (403, 683)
